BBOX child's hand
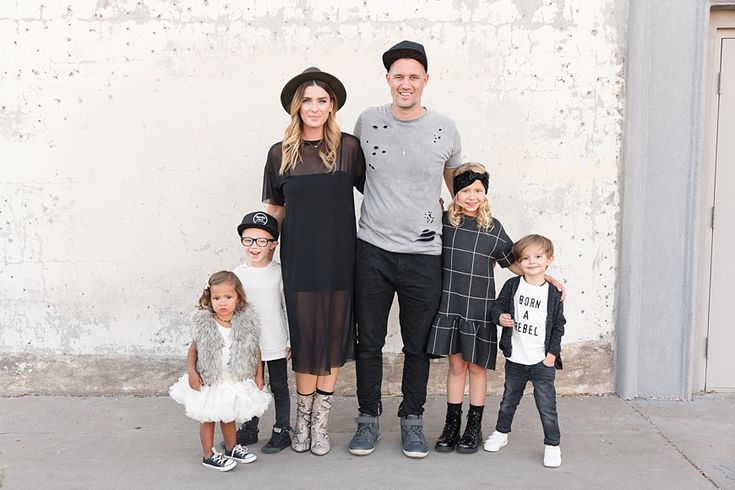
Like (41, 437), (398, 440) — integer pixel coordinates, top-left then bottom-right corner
(188, 370), (203, 391)
(498, 313), (514, 328)
(255, 373), (264, 390)
(542, 353), (556, 367)
(545, 274), (567, 302)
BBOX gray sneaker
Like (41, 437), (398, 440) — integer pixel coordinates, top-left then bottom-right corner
(400, 415), (429, 458)
(347, 414), (380, 455)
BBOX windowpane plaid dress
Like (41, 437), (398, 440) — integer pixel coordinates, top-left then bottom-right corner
(427, 213), (514, 369)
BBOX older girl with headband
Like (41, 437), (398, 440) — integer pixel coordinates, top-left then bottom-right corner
(427, 162), (563, 454)
(262, 67), (365, 455)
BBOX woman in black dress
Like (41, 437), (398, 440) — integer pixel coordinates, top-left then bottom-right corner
(263, 67), (365, 455)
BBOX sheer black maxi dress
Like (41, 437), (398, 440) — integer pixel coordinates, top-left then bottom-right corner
(262, 133), (365, 376)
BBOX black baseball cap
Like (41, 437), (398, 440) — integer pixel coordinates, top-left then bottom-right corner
(237, 211), (279, 240)
(382, 40), (428, 72)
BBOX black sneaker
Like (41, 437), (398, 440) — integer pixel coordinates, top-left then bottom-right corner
(225, 444), (257, 464)
(202, 448), (237, 472)
(236, 424), (259, 446)
(261, 426), (292, 454)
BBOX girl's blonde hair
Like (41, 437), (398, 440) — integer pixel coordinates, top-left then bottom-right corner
(197, 271), (247, 312)
(279, 80), (342, 175)
(447, 162), (493, 231)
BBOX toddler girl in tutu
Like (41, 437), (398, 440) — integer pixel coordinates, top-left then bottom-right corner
(170, 270), (272, 471)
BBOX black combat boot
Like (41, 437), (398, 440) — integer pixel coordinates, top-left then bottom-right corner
(456, 405), (484, 454)
(434, 403), (462, 452)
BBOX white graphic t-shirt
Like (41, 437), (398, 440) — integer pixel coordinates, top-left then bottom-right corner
(508, 278), (548, 365)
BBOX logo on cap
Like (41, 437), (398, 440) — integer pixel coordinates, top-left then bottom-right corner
(253, 213), (268, 225)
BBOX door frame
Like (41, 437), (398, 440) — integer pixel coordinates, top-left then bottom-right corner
(699, 10), (735, 391)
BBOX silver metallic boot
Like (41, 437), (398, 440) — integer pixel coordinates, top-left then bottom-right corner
(310, 392), (334, 456)
(291, 392), (314, 453)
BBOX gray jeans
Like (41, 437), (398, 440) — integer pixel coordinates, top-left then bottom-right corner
(495, 359), (561, 446)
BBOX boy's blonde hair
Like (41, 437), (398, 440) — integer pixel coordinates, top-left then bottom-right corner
(447, 162), (493, 231)
(512, 234), (555, 261)
(197, 271), (247, 312)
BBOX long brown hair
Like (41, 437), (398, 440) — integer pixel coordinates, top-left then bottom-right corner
(279, 80), (341, 175)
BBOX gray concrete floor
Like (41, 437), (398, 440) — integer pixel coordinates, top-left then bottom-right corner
(0, 393), (733, 489)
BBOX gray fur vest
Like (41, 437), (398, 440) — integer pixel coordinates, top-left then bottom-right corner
(190, 308), (261, 385)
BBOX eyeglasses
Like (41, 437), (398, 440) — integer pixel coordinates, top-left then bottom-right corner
(241, 237), (275, 247)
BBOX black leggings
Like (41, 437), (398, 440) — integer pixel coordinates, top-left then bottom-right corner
(242, 357), (290, 429)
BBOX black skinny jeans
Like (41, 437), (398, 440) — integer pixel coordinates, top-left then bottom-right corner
(242, 357), (290, 430)
(354, 240), (442, 417)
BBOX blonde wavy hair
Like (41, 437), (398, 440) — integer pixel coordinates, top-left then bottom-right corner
(279, 80), (341, 175)
(447, 162), (493, 231)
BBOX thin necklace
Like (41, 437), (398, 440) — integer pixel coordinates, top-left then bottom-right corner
(214, 313), (231, 325)
(394, 116), (424, 158)
(304, 139), (321, 149)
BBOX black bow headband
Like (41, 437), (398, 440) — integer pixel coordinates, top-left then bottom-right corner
(453, 170), (489, 195)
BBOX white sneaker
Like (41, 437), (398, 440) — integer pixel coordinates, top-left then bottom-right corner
(483, 431), (509, 452)
(543, 444), (561, 467)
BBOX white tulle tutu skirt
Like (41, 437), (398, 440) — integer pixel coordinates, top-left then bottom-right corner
(169, 374), (272, 423)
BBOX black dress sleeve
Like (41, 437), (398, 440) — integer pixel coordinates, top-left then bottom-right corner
(340, 133), (366, 194)
(490, 218), (515, 268)
(353, 141), (366, 194)
(262, 142), (285, 205)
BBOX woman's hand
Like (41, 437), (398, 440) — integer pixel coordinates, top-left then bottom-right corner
(188, 370), (203, 391)
(498, 313), (514, 328)
(266, 204), (285, 231)
(255, 373), (265, 390)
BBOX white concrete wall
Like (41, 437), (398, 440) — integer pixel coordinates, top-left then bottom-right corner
(0, 0), (626, 394)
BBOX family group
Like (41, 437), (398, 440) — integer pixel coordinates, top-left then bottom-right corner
(168, 40), (567, 472)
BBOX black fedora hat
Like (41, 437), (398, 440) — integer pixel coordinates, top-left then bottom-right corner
(382, 40), (428, 72)
(280, 67), (347, 113)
